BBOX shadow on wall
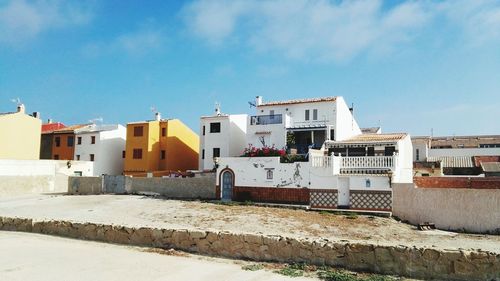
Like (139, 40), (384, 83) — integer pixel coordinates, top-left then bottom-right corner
(166, 136), (199, 171)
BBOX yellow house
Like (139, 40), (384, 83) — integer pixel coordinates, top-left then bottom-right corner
(0, 105), (42, 160)
(124, 116), (199, 177)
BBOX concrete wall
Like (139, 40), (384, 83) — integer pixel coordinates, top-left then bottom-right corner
(0, 160), (94, 197)
(0, 111), (41, 160)
(129, 175), (215, 199)
(68, 177), (102, 195)
(393, 183), (500, 233)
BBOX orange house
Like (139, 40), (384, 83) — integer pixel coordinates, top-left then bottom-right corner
(47, 124), (92, 160)
(124, 118), (199, 177)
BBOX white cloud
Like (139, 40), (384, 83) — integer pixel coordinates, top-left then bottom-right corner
(182, 0), (500, 62)
(0, 0), (93, 46)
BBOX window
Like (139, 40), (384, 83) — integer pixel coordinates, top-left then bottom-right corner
(161, 127), (166, 137)
(305, 110), (310, 121)
(329, 129), (335, 141)
(54, 154), (59, 160)
(366, 179), (371, 188)
(91, 136), (96, 144)
(161, 150), (166, 159)
(202, 126), (205, 136)
(55, 136), (61, 147)
(416, 149), (420, 161)
(133, 149), (142, 159)
(313, 109), (318, 120)
(134, 126), (144, 137)
(122, 151), (126, 158)
(202, 149), (205, 159)
(76, 155), (80, 161)
(90, 154), (95, 161)
(210, 122), (221, 133)
(270, 110), (275, 119)
(67, 136), (74, 147)
(213, 148), (220, 158)
(266, 169), (274, 180)
(77, 137), (82, 145)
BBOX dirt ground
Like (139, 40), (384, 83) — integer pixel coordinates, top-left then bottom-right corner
(0, 194), (498, 253)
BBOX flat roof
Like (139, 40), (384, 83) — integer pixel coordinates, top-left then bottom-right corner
(258, 96), (337, 107)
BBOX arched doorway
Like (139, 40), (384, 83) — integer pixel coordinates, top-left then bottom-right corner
(221, 171), (233, 201)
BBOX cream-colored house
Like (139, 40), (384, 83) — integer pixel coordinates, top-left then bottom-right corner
(0, 104), (42, 160)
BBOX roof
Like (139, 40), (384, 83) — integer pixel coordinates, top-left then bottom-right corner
(412, 135), (500, 140)
(0, 112), (16, 117)
(361, 127), (381, 134)
(336, 133), (408, 143)
(481, 162), (500, 172)
(427, 156), (475, 168)
(258, 96), (337, 107)
(49, 124), (92, 134)
(41, 122), (66, 133)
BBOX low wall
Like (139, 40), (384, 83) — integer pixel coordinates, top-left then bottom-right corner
(0, 176), (54, 197)
(68, 175), (217, 199)
(231, 186), (310, 204)
(129, 176), (216, 199)
(393, 183), (500, 233)
(414, 176), (500, 189)
(1, 216), (498, 281)
(68, 177), (102, 195)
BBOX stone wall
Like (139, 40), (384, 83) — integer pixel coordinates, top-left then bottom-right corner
(393, 183), (500, 233)
(1, 216), (498, 281)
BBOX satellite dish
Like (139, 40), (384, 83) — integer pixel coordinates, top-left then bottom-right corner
(248, 101), (256, 108)
(10, 97), (21, 105)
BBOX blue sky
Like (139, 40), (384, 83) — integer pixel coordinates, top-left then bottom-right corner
(1, 0), (499, 136)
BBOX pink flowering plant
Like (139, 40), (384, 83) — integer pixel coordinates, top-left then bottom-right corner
(241, 145), (286, 157)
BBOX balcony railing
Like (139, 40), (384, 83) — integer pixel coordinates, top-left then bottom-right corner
(250, 114), (283, 125)
(310, 155), (397, 175)
(341, 156), (395, 169)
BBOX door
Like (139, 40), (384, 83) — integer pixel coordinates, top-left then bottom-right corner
(338, 177), (350, 208)
(221, 171), (233, 201)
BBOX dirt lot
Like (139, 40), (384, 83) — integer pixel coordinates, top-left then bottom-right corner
(0, 194), (498, 253)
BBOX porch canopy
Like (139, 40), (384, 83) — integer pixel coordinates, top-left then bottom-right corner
(324, 133), (407, 156)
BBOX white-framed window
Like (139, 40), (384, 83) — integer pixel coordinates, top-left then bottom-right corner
(305, 110), (310, 121)
(313, 109), (318, 120)
(416, 149), (419, 161)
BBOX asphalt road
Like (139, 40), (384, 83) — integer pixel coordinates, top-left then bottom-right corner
(0, 231), (316, 281)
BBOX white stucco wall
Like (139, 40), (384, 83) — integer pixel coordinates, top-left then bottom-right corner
(334, 97), (361, 141)
(74, 125), (126, 175)
(394, 136), (413, 183)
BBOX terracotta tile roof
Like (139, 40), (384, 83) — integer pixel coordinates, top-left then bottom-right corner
(258, 96), (337, 107)
(50, 124), (92, 134)
(41, 122), (66, 133)
(428, 156), (474, 168)
(339, 133), (408, 143)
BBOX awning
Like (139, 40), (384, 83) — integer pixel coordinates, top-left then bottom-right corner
(427, 156), (474, 168)
(287, 125), (326, 131)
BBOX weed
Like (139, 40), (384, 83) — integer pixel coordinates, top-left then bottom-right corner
(275, 267), (304, 277)
(318, 270), (358, 281)
(345, 214), (358, 220)
(242, 264), (264, 271)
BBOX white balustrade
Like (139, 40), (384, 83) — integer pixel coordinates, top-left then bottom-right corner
(311, 155), (332, 168)
(340, 156), (395, 169)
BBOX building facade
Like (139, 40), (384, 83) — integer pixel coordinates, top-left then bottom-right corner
(41, 124), (92, 160)
(199, 113), (247, 171)
(40, 121), (66, 159)
(124, 114), (199, 177)
(74, 124), (126, 175)
(213, 96), (413, 211)
(0, 104), (42, 160)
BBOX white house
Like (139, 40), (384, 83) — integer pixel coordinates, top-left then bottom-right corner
(74, 124), (126, 175)
(213, 96), (413, 211)
(199, 108), (247, 171)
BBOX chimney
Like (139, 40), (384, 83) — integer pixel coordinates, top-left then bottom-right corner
(47, 119), (53, 124)
(17, 104), (25, 114)
(32, 112), (40, 119)
(155, 112), (161, 121)
(255, 96), (263, 106)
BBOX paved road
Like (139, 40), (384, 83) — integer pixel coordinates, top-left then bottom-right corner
(0, 231), (316, 281)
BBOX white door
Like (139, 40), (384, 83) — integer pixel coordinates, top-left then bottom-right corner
(338, 177), (350, 207)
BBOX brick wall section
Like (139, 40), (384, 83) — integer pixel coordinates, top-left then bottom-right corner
(233, 186), (310, 205)
(414, 177), (500, 189)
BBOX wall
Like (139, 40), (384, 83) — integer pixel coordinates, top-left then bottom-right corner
(68, 177), (102, 195)
(334, 97), (361, 141)
(428, 147), (500, 158)
(200, 116), (230, 170)
(2, 217), (497, 281)
(165, 119), (199, 172)
(129, 175), (215, 199)
(0, 112), (41, 160)
(413, 176), (500, 189)
(51, 133), (76, 160)
(0, 160), (94, 197)
(393, 183), (500, 233)
(394, 136), (413, 183)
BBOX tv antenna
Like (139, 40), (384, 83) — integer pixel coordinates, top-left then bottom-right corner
(10, 97), (21, 105)
(248, 101), (256, 108)
(150, 106), (158, 114)
(89, 117), (103, 124)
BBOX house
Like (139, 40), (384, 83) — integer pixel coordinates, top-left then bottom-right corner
(412, 135), (500, 175)
(0, 104), (42, 160)
(212, 96), (413, 211)
(74, 124), (126, 175)
(40, 120), (66, 159)
(246, 96), (361, 153)
(41, 124), (93, 160)
(199, 105), (247, 171)
(124, 112), (199, 177)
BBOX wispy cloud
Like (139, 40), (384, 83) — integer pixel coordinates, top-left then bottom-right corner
(0, 0), (93, 46)
(181, 0), (500, 62)
(82, 26), (166, 57)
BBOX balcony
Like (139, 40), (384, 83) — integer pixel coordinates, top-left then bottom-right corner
(310, 155), (397, 175)
(250, 114), (283, 125)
